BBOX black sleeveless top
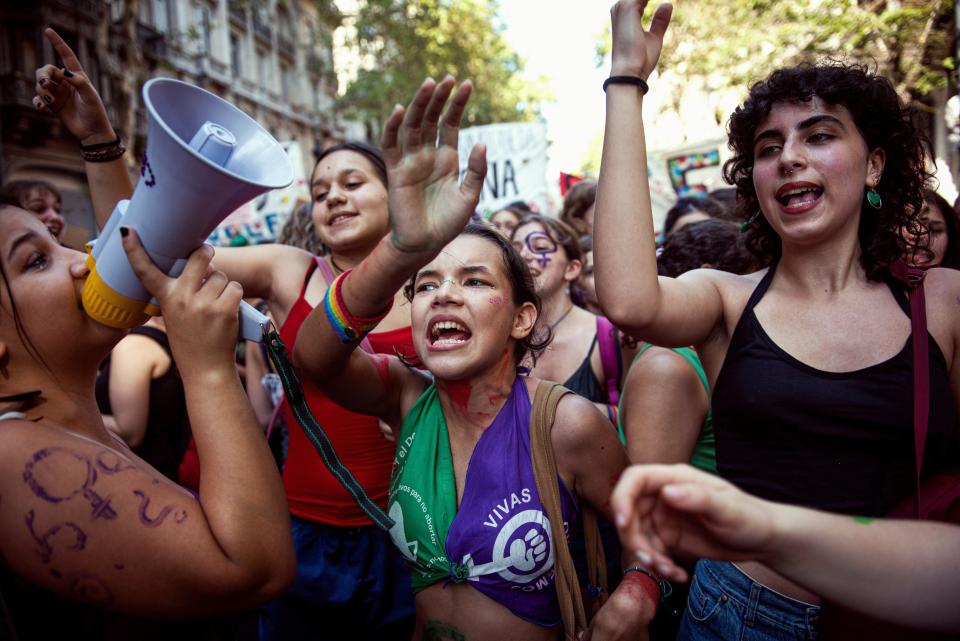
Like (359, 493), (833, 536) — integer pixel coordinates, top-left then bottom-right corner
(712, 265), (959, 517)
(95, 326), (191, 483)
(563, 334), (606, 403)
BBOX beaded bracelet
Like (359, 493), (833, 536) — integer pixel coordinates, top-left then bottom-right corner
(80, 136), (126, 163)
(322, 269), (393, 344)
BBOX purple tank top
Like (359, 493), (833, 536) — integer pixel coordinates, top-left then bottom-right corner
(445, 377), (579, 626)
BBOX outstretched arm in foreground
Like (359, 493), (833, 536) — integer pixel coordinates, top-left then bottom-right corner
(611, 464), (960, 632)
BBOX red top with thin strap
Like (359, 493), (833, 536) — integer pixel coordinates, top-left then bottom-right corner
(280, 258), (415, 526)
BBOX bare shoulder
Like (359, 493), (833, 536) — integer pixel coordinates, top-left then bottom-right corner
(549, 388), (612, 457)
(630, 345), (701, 384)
(924, 267), (960, 304)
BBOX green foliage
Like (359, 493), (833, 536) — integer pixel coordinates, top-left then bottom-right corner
(597, 0), (955, 101)
(341, 0), (551, 127)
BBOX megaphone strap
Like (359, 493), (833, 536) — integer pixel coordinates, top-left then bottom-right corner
(263, 330), (395, 532)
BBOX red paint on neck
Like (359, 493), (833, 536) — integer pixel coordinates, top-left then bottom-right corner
(443, 380), (473, 411)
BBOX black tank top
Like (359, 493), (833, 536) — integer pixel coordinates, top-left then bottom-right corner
(95, 326), (191, 483)
(563, 333), (606, 403)
(712, 264), (958, 516)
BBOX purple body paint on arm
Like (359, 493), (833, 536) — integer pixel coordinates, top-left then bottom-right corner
(133, 490), (188, 527)
(25, 510), (87, 563)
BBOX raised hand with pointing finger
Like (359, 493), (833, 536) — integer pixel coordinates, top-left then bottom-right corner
(34, 28), (117, 147)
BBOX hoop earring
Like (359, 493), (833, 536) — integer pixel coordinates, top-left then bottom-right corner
(866, 188), (882, 210)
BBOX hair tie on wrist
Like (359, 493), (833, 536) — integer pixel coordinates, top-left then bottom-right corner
(603, 75), (649, 94)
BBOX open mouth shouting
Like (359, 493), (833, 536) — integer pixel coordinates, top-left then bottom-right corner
(776, 181), (823, 215)
(427, 316), (473, 350)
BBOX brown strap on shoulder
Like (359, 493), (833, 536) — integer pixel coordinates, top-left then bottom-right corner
(530, 381), (607, 640)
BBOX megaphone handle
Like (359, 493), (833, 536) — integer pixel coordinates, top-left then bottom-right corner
(239, 300), (271, 343)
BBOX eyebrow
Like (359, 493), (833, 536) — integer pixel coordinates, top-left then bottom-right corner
(7, 230), (38, 261)
(754, 114), (846, 146)
(414, 265), (495, 281)
(311, 168), (365, 189)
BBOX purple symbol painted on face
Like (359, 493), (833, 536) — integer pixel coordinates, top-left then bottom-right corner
(23, 448), (117, 520)
(522, 231), (558, 269)
(133, 490), (188, 527)
(26, 510), (87, 563)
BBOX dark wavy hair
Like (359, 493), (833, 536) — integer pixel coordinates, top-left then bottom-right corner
(658, 219), (754, 277)
(663, 196), (728, 236)
(559, 180), (596, 235)
(404, 223), (551, 365)
(512, 213), (583, 263)
(313, 141), (387, 186)
(923, 189), (960, 269)
(726, 62), (931, 281)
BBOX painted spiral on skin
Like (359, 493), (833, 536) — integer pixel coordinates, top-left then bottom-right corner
(25, 510), (87, 563)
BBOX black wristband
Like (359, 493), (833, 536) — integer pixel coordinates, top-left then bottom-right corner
(603, 75), (649, 94)
(79, 135), (121, 151)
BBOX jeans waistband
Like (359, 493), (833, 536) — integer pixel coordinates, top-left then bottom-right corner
(697, 559), (820, 630)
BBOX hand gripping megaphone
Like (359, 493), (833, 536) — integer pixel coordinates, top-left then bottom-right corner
(83, 78), (294, 342)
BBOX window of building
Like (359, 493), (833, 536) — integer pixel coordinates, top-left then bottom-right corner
(230, 32), (242, 77)
(280, 61), (293, 102)
(257, 48), (271, 91)
(192, 2), (212, 56)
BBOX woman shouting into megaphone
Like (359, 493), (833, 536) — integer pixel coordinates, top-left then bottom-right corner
(36, 28), (418, 638)
(0, 203), (295, 636)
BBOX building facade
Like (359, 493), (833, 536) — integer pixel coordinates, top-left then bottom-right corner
(0, 0), (352, 247)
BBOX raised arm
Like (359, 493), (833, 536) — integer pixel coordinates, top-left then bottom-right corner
(594, 2), (724, 347)
(35, 29), (133, 229)
(293, 76), (486, 420)
(611, 464), (960, 632)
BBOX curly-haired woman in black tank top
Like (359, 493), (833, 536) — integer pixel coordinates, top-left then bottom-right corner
(595, 2), (960, 639)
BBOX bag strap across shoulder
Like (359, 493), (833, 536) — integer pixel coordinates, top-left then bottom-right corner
(529, 381), (607, 640)
(890, 258), (929, 517)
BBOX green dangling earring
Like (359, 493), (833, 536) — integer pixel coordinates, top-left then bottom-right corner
(866, 188), (882, 209)
(740, 210), (760, 233)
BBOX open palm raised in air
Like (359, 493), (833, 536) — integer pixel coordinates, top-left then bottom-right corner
(381, 76), (487, 256)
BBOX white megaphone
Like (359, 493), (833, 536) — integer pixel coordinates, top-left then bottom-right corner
(83, 78), (294, 342)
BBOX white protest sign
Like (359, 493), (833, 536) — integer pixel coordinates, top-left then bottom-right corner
(458, 122), (550, 215)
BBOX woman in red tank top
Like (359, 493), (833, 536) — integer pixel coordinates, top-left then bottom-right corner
(201, 142), (418, 639)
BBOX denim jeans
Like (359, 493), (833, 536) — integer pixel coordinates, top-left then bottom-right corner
(678, 559), (820, 641)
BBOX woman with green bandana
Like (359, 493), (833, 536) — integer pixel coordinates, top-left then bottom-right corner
(293, 76), (660, 641)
